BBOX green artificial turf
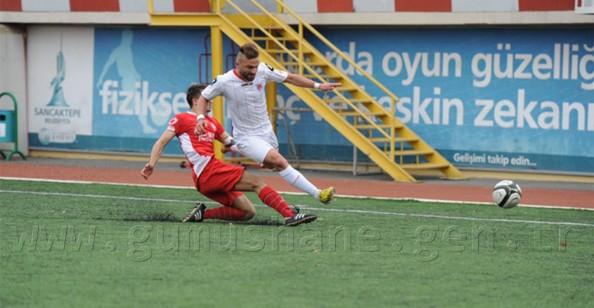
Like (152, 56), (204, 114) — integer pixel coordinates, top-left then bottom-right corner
(1, 179), (592, 307)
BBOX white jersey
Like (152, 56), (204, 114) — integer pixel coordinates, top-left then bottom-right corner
(201, 62), (288, 139)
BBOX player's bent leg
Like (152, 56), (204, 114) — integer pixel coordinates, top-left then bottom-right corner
(202, 190), (251, 221)
(232, 169), (320, 226)
(231, 195), (256, 221)
(236, 137), (333, 205)
(203, 206), (246, 221)
(262, 149), (290, 170)
(262, 149), (332, 203)
(182, 202), (248, 222)
(231, 171), (266, 193)
(257, 186), (294, 218)
(275, 164), (323, 202)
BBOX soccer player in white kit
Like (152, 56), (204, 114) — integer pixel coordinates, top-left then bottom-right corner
(194, 43), (341, 204)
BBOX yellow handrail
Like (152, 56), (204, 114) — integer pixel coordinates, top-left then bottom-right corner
(225, 0), (394, 141)
(220, 0), (399, 150)
(273, 0), (399, 103)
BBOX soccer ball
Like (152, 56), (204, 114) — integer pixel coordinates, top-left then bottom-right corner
(492, 180), (522, 209)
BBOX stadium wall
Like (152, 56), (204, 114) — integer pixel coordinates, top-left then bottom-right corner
(0, 1), (593, 176)
(0, 0), (581, 13)
(0, 25), (28, 156)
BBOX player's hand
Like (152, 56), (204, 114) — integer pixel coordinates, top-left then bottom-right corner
(319, 83), (341, 91)
(221, 144), (233, 154)
(194, 119), (208, 135)
(141, 163), (154, 180)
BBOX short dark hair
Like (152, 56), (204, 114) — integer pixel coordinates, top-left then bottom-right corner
(186, 83), (207, 108)
(238, 43), (259, 60)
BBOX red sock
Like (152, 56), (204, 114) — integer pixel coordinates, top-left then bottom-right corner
(203, 206), (246, 221)
(258, 186), (294, 218)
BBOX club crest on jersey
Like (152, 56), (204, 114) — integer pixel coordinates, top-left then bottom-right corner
(198, 132), (215, 143)
(257, 84), (263, 90)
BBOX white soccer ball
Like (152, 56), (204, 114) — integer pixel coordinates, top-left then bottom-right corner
(492, 180), (522, 209)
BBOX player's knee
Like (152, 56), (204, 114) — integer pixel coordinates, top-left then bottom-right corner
(264, 151), (288, 170)
(244, 172), (267, 192)
(243, 208), (256, 220)
(252, 177), (267, 192)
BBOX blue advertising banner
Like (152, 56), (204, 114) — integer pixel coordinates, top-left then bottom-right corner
(92, 27), (210, 153)
(28, 27), (214, 154)
(275, 28), (594, 174)
(27, 26), (593, 174)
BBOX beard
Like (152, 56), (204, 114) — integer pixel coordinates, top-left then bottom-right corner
(241, 71), (255, 81)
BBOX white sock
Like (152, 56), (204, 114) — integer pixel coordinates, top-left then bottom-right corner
(279, 165), (320, 199)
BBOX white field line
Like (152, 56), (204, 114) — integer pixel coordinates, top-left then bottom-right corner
(1, 184), (592, 228)
(1, 176), (592, 211)
(299, 206), (594, 227)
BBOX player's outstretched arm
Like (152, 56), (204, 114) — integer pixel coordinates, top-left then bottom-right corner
(216, 131), (238, 154)
(141, 130), (176, 180)
(284, 73), (341, 91)
(215, 131), (235, 146)
(193, 96), (210, 136)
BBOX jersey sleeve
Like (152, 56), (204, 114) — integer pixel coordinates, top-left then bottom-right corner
(201, 76), (225, 100)
(260, 62), (288, 83)
(166, 116), (180, 135)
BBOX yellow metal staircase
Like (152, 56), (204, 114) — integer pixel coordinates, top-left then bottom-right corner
(150, 0), (464, 182)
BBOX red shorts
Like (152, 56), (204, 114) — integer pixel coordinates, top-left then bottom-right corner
(193, 159), (245, 207)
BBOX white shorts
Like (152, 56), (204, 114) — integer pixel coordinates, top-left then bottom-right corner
(235, 132), (279, 164)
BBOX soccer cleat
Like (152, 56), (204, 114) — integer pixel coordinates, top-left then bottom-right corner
(289, 205), (300, 214)
(182, 203), (206, 223)
(318, 187), (335, 204)
(285, 213), (317, 227)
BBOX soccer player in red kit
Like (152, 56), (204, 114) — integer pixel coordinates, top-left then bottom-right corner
(141, 83), (317, 226)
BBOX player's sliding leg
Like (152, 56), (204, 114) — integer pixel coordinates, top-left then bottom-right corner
(182, 195), (256, 223)
(182, 202), (252, 223)
(234, 171), (317, 226)
(258, 185), (317, 226)
(257, 186), (294, 218)
(203, 206), (249, 221)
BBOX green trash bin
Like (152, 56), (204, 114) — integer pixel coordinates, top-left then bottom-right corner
(0, 91), (26, 160)
(0, 110), (15, 142)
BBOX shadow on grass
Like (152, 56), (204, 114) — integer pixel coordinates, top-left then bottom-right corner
(122, 212), (179, 222)
(122, 212), (284, 226)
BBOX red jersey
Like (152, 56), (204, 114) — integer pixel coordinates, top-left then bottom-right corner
(167, 112), (224, 178)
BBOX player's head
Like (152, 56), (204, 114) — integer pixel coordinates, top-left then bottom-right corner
(236, 43), (259, 81)
(186, 83), (212, 112)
